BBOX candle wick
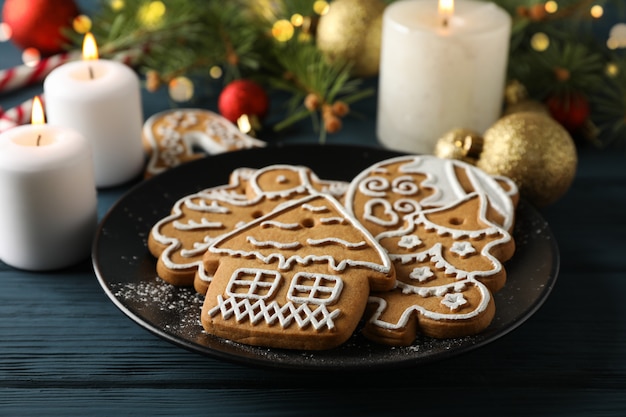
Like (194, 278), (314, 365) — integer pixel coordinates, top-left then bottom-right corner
(442, 16), (449, 28)
(36, 134), (42, 146)
(88, 65), (94, 80)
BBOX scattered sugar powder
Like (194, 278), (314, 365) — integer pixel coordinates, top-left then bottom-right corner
(110, 277), (204, 334)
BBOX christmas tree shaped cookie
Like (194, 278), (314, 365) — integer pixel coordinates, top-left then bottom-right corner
(147, 165), (349, 294)
(200, 193), (395, 350)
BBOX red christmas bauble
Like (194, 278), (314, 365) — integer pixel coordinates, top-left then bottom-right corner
(546, 92), (590, 133)
(2, 0), (79, 56)
(218, 79), (269, 123)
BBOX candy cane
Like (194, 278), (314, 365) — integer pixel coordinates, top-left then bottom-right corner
(0, 47), (144, 96)
(0, 51), (81, 95)
(0, 95), (44, 133)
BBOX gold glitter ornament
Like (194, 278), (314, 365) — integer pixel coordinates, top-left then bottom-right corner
(478, 112), (577, 207)
(315, 0), (386, 77)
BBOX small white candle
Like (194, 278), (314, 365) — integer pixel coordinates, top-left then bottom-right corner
(0, 98), (97, 271)
(43, 33), (144, 187)
(377, 0), (511, 154)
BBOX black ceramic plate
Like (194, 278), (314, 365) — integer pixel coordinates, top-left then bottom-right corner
(93, 144), (559, 371)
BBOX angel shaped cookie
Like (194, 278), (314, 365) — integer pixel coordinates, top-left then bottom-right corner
(344, 155), (518, 345)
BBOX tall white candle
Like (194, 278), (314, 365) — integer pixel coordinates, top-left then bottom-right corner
(43, 33), (144, 187)
(0, 100), (97, 270)
(377, 0), (511, 154)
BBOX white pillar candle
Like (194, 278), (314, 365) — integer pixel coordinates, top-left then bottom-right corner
(377, 0), (511, 154)
(43, 34), (144, 187)
(0, 123), (97, 271)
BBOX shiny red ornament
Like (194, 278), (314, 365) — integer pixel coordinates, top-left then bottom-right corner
(218, 79), (269, 124)
(2, 0), (79, 56)
(546, 92), (590, 133)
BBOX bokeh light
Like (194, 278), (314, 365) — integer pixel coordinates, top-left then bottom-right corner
(291, 13), (304, 27)
(606, 62), (619, 77)
(607, 23), (626, 50)
(272, 19), (294, 42)
(110, 0), (125, 11)
(209, 66), (223, 79)
(22, 48), (41, 67)
(313, 1), (330, 15)
(590, 5), (603, 18)
(545, 1), (558, 13)
(531, 32), (550, 51)
(138, 1), (166, 28)
(0, 22), (12, 42)
(73, 15), (92, 34)
(168, 76), (194, 102)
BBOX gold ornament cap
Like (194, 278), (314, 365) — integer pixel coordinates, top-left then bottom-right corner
(434, 128), (483, 164)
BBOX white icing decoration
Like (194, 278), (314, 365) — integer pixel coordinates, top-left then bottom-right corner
(173, 218), (223, 231)
(248, 165), (311, 200)
(367, 279), (491, 326)
(302, 203), (329, 212)
(409, 266), (434, 283)
(179, 235), (216, 258)
(323, 181), (349, 197)
(343, 154), (517, 232)
(225, 268), (282, 300)
(246, 236), (302, 250)
(286, 272), (343, 305)
(260, 220), (302, 230)
(208, 296), (341, 330)
(358, 176), (390, 197)
(364, 198), (399, 227)
(398, 234), (422, 250)
(276, 175), (288, 183)
(394, 199), (421, 215)
(450, 241), (476, 257)
(306, 237), (367, 249)
(185, 199), (230, 213)
(319, 216), (346, 225)
(392, 175), (419, 195)
(441, 293), (467, 310)
(209, 194), (392, 275)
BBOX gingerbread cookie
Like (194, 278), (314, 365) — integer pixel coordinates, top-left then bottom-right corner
(142, 109), (265, 178)
(200, 193), (395, 350)
(343, 155), (518, 345)
(147, 164), (350, 294)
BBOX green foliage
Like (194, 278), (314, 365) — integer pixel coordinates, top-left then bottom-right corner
(79, 0), (370, 142)
(490, 0), (626, 147)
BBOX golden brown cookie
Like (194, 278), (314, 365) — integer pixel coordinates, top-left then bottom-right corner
(147, 164), (350, 294)
(200, 193), (395, 350)
(142, 109), (265, 178)
(344, 155), (518, 345)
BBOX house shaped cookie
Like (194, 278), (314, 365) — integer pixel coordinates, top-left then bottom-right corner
(200, 193), (395, 350)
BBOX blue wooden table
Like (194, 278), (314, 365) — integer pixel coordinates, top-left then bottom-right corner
(2, 2), (626, 415)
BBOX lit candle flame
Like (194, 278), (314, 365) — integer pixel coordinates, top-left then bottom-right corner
(31, 96), (45, 125)
(438, 0), (454, 27)
(82, 32), (99, 61)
